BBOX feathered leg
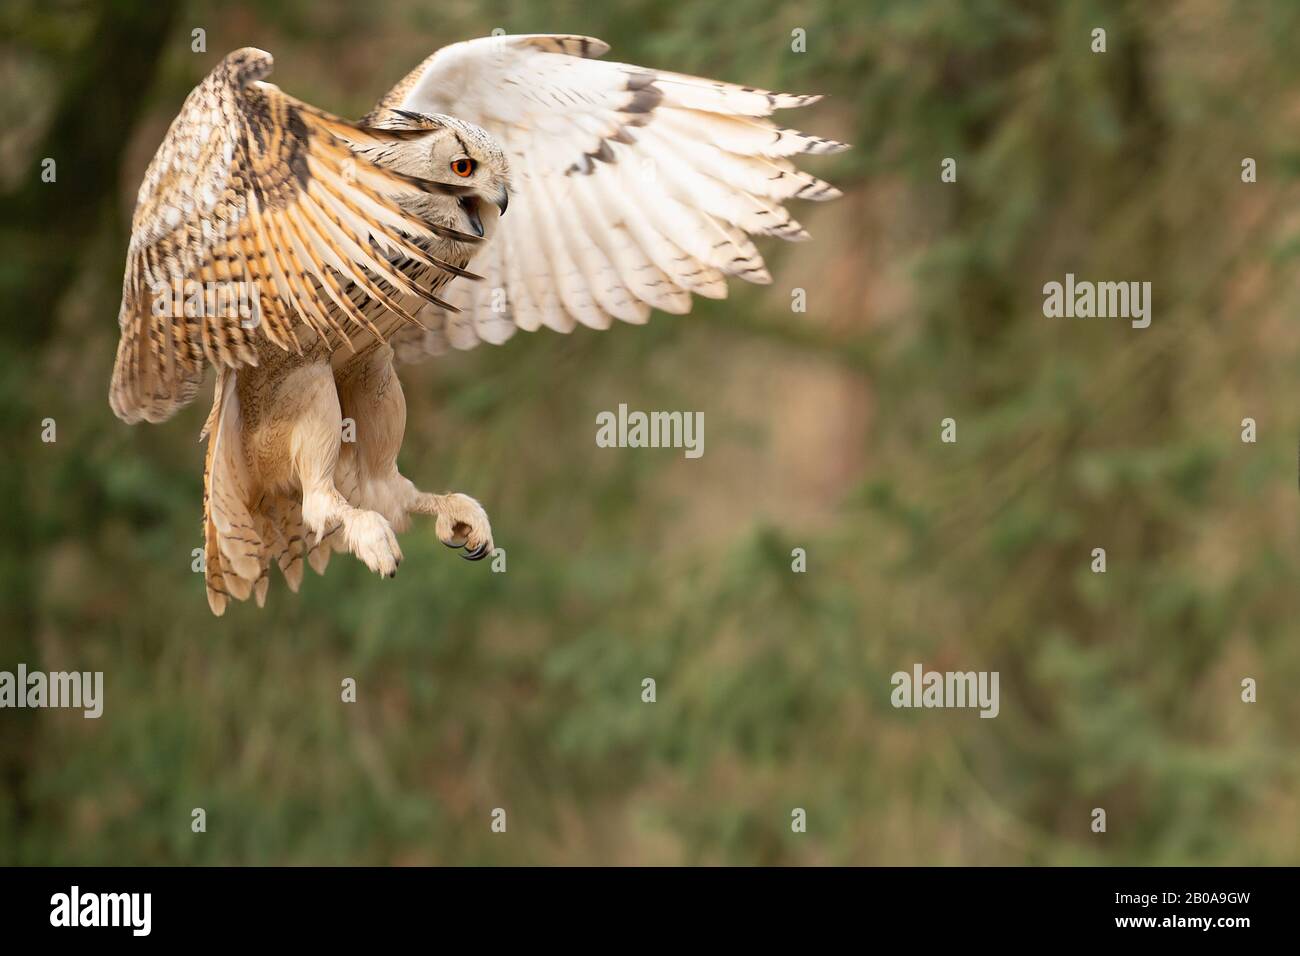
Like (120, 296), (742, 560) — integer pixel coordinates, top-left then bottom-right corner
(334, 344), (494, 560)
(292, 361), (403, 577)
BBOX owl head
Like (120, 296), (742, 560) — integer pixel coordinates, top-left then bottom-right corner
(360, 108), (510, 242)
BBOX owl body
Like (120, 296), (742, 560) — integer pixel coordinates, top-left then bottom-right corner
(111, 36), (848, 613)
(203, 199), (491, 610)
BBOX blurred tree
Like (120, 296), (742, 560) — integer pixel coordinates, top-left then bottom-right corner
(0, 0), (176, 861)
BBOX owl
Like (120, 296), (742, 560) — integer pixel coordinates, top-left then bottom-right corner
(108, 34), (848, 614)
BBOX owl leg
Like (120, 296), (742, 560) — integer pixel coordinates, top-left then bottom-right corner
(292, 361), (403, 578)
(336, 345), (495, 561)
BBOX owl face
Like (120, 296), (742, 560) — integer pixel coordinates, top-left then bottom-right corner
(371, 109), (510, 240)
(425, 114), (510, 239)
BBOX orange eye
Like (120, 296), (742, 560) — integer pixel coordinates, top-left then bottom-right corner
(450, 158), (475, 177)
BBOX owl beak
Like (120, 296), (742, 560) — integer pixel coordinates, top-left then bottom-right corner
(458, 195), (484, 237)
(495, 187), (509, 217)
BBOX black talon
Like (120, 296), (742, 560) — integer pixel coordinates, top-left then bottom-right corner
(443, 540), (463, 549)
(462, 542), (489, 561)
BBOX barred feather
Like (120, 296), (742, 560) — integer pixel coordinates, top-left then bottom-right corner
(110, 47), (470, 425)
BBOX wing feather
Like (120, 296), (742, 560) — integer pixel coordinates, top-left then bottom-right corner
(379, 34), (847, 360)
(110, 47), (466, 424)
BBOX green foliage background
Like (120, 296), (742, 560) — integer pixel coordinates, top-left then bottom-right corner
(1, 0), (1298, 864)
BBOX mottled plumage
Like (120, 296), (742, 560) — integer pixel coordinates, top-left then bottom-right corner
(110, 35), (847, 614)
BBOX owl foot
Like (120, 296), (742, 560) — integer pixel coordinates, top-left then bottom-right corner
(345, 509), (403, 578)
(413, 491), (494, 561)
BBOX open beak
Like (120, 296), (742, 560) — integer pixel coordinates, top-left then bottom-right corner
(458, 195), (484, 237)
(458, 188), (507, 238)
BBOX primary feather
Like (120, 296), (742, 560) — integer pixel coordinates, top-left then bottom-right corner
(110, 47), (472, 425)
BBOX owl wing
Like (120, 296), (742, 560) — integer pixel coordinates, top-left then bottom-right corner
(111, 47), (481, 424)
(378, 34), (849, 362)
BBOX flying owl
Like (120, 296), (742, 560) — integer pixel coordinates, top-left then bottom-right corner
(108, 34), (848, 615)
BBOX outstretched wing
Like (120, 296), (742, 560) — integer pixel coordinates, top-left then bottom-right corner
(377, 34), (849, 362)
(111, 47), (476, 424)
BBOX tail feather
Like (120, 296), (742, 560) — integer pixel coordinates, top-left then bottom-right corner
(202, 371), (235, 616)
(204, 368), (261, 610)
(201, 370), (344, 615)
(268, 496), (307, 593)
(307, 522), (340, 575)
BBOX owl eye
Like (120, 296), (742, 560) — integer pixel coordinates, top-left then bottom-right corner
(450, 158), (475, 177)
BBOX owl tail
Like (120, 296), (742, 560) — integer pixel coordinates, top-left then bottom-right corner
(200, 368), (340, 615)
(201, 368), (262, 615)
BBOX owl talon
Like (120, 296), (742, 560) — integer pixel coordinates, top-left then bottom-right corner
(462, 542), (489, 561)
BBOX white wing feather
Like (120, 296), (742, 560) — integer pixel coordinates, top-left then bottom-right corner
(377, 33), (848, 358)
